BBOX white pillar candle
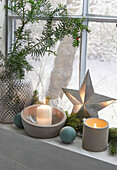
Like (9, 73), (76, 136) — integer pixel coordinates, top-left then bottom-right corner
(36, 105), (52, 126)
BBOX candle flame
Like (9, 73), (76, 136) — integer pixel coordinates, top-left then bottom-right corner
(94, 123), (97, 128)
(43, 97), (46, 105)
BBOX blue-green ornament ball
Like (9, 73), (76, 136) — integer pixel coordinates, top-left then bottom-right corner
(14, 113), (24, 128)
(60, 126), (76, 144)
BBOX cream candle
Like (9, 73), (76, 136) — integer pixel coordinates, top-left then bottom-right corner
(36, 105), (52, 126)
(82, 118), (109, 152)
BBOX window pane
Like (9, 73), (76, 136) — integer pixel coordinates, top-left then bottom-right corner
(0, 0), (5, 53)
(89, 0), (117, 16)
(16, 20), (80, 112)
(49, 0), (82, 15)
(87, 22), (117, 127)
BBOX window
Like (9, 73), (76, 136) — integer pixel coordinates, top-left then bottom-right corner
(0, 0), (5, 53)
(89, 0), (117, 16)
(87, 1), (117, 127)
(1, 0), (117, 126)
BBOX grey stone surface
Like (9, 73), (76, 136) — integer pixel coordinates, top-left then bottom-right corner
(0, 126), (117, 170)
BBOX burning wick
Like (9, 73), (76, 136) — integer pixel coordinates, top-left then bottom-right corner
(94, 123), (97, 128)
(43, 97), (46, 105)
(93, 123), (101, 128)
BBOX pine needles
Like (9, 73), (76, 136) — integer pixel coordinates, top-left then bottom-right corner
(65, 112), (83, 135)
(0, 0), (90, 79)
(108, 128), (117, 155)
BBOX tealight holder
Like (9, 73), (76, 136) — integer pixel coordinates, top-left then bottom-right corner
(21, 105), (66, 138)
(82, 118), (109, 152)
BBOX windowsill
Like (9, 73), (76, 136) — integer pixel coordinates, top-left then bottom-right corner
(0, 123), (117, 168)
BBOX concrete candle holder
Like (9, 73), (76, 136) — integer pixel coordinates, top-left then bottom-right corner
(82, 118), (109, 152)
(21, 105), (66, 138)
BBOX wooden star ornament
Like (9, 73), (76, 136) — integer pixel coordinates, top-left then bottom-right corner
(62, 70), (116, 118)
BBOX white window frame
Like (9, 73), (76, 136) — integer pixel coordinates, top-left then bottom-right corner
(7, 0), (117, 87)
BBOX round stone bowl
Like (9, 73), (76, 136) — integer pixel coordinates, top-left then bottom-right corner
(21, 105), (67, 138)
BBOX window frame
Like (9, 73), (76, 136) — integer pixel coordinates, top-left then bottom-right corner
(7, 0), (117, 86)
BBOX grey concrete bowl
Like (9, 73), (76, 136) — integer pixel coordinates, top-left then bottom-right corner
(21, 105), (67, 138)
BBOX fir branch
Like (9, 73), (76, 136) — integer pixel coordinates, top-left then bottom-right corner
(65, 112), (83, 134)
(109, 128), (117, 138)
(108, 138), (117, 155)
(108, 128), (117, 155)
(1, 0), (90, 79)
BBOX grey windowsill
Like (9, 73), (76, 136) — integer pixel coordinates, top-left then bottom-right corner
(0, 123), (117, 167)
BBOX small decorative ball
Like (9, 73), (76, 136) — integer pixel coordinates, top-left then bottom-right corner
(14, 113), (24, 128)
(60, 126), (76, 144)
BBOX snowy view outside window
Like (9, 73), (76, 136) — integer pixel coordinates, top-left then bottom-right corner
(0, 0), (5, 53)
(87, 22), (117, 127)
(89, 0), (117, 16)
(0, 0), (117, 127)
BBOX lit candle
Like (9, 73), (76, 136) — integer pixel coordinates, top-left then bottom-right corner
(82, 118), (109, 152)
(93, 123), (101, 128)
(93, 123), (97, 128)
(36, 98), (52, 126)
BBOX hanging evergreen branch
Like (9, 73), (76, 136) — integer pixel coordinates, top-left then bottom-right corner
(0, 0), (90, 79)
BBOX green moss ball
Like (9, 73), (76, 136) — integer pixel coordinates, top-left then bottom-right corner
(14, 113), (24, 128)
(60, 126), (76, 144)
